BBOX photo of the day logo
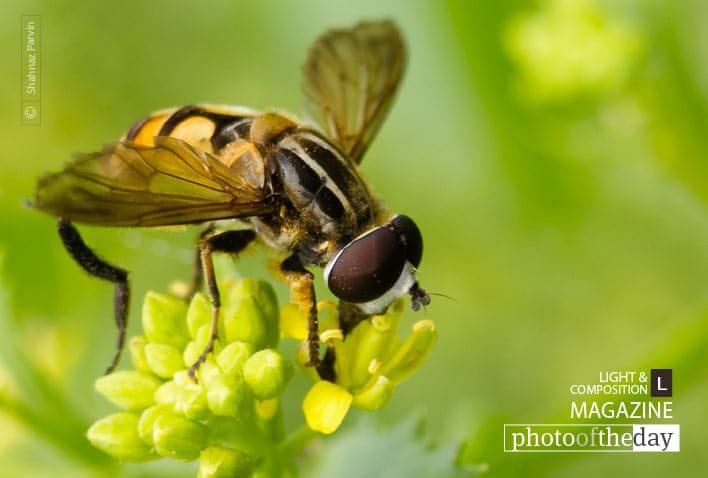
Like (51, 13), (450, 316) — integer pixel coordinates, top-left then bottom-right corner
(651, 369), (672, 397)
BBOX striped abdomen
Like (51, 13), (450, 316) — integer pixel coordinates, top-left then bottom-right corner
(125, 104), (258, 151)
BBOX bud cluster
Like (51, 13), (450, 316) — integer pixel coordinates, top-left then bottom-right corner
(87, 277), (437, 476)
(87, 278), (289, 477)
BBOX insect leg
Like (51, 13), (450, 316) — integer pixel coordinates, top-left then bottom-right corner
(185, 224), (217, 300)
(280, 254), (321, 370)
(188, 229), (256, 380)
(186, 248), (203, 298)
(56, 218), (129, 374)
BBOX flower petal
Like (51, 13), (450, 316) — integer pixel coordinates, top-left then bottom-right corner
(303, 381), (352, 435)
(379, 320), (437, 384)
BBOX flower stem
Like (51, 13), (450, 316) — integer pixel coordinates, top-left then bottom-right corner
(279, 423), (319, 461)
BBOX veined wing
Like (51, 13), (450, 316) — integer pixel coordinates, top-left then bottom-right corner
(303, 20), (405, 164)
(33, 136), (274, 227)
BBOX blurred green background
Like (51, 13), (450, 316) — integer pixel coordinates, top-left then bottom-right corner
(1, 0), (707, 476)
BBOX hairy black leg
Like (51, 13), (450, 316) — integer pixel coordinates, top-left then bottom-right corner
(280, 254), (331, 379)
(188, 229), (256, 380)
(318, 348), (336, 383)
(57, 218), (129, 374)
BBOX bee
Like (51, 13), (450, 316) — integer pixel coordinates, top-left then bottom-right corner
(32, 20), (429, 381)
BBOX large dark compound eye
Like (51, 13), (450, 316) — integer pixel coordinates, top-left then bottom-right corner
(390, 214), (423, 267)
(325, 215), (424, 304)
(326, 226), (405, 303)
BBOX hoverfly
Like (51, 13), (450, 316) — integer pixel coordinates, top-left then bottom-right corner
(33, 20), (429, 381)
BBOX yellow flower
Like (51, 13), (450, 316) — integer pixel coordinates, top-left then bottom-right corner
(302, 381), (353, 435)
(289, 300), (437, 435)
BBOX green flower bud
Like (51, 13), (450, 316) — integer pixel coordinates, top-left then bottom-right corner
(187, 292), (211, 339)
(183, 340), (204, 370)
(206, 374), (249, 418)
(243, 349), (293, 400)
(87, 412), (155, 462)
(352, 375), (394, 411)
(199, 446), (256, 478)
(154, 380), (178, 405)
(145, 343), (184, 379)
(174, 377), (208, 421)
(223, 295), (268, 350)
(216, 341), (254, 378)
(95, 371), (161, 411)
(232, 279), (278, 322)
(197, 357), (223, 387)
(198, 324), (223, 354)
(380, 320), (437, 384)
(129, 335), (151, 374)
(138, 403), (172, 445)
(183, 324), (223, 370)
(225, 279), (279, 348)
(142, 291), (190, 349)
(153, 413), (207, 461)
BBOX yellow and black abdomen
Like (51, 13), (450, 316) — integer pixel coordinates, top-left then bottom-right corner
(124, 104), (260, 154)
(124, 103), (270, 193)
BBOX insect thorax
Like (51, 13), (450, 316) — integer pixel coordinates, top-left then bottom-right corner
(253, 127), (383, 266)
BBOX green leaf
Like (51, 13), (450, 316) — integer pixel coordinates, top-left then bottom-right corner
(302, 417), (470, 478)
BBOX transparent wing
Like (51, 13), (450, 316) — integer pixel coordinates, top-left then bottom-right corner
(34, 136), (274, 227)
(303, 20), (405, 164)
